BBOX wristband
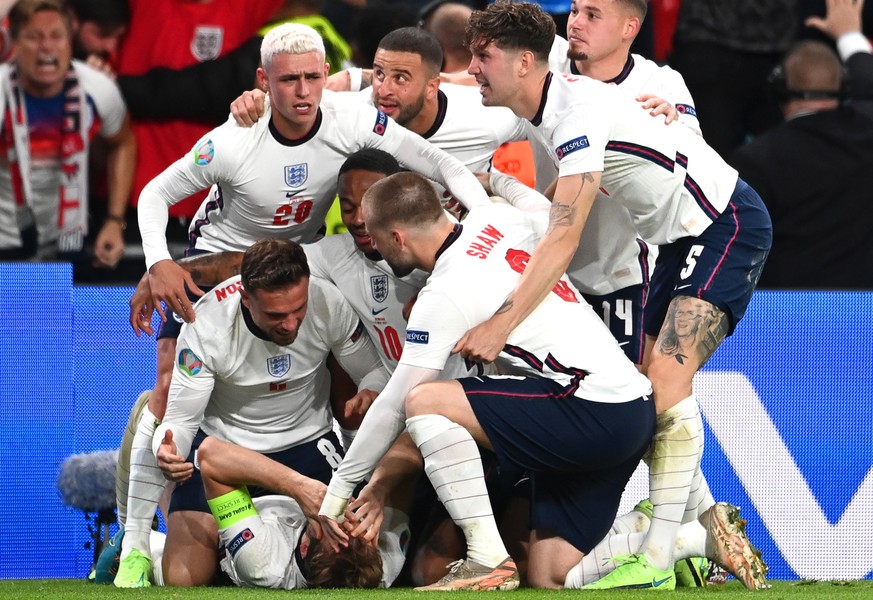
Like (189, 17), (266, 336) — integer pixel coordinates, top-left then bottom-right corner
(348, 67), (363, 92)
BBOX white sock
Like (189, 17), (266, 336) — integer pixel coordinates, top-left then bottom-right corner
(684, 465), (715, 523)
(121, 407), (165, 558)
(563, 517), (708, 588)
(611, 510), (651, 535)
(641, 395), (703, 570)
(564, 532), (646, 587)
(406, 414), (508, 568)
(672, 519), (707, 560)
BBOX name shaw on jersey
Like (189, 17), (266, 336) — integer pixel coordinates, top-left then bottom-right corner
(466, 224), (504, 259)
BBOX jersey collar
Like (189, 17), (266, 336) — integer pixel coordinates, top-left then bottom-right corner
(421, 89), (448, 140)
(530, 72), (553, 126)
(435, 223), (463, 262)
(269, 108), (323, 146)
(604, 54), (635, 85)
(240, 302), (272, 343)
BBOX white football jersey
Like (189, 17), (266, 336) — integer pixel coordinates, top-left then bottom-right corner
(525, 73), (737, 246)
(542, 37), (702, 295)
(156, 275), (382, 457)
(402, 203), (651, 403)
(304, 234), (480, 378)
(353, 84), (527, 172)
(219, 496), (407, 589)
(139, 90), (490, 269)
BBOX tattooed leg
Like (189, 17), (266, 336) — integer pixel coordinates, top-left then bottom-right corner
(632, 296), (728, 569)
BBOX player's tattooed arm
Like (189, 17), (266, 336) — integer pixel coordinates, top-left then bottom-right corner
(546, 172), (595, 235)
(179, 251), (245, 286)
(495, 298), (513, 315)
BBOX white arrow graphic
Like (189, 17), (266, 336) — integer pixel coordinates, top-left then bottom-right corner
(695, 372), (873, 580)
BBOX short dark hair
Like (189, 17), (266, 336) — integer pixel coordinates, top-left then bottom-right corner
(67, 0), (130, 29)
(305, 535), (383, 588)
(378, 27), (444, 78)
(10, 0), (72, 38)
(240, 239), (310, 294)
(362, 171), (445, 233)
(466, 1), (554, 62)
(338, 148), (402, 179)
(617, 0), (648, 20)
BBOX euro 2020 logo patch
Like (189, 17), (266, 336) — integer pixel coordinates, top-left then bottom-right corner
(193, 138), (214, 166)
(284, 163), (308, 188)
(178, 348), (203, 376)
(267, 354), (291, 377)
(370, 274), (388, 303)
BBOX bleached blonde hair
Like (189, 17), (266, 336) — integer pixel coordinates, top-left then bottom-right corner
(260, 23), (326, 68)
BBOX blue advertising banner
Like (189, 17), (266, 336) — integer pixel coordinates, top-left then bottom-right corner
(0, 264), (870, 581)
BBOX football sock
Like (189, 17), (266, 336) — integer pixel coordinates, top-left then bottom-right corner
(685, 462), (716, 523)
(406, 414), (508, 568)
(640, 395), (702, 570)
(563, 519), (707, 588)
(121, 406), (165, 559)
(564, 532), (646, 587)
(611, 509), (651, 535)
(116, 391), (152, 526)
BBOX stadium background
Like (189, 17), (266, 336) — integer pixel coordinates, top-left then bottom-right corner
(0, 263), (870, 581)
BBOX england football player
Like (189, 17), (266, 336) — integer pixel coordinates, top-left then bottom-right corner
(102, 390), (416, 589)
(131, 239), (388, 587)
(456, 1), (771, 590)
(120, 22), (489, 584)
(542, 0), (720, 587)
(193, 435), (415, 589)
(232, 27), (528, 173)
(317, 171), (656, 590)
(545, 0), (701, 366)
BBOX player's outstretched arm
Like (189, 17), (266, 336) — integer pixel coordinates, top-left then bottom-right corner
(129, 251), (244, 333)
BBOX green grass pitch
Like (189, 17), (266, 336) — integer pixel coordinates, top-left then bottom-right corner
(2, 580), (872, 599)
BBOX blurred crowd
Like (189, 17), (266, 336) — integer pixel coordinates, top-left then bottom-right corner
(0, 0), (870, 288)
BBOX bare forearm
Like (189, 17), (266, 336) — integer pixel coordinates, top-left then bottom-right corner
(200, 437), (309, 496)
(177, 251), (244, 286)
(105, 122), (136, 220)
(495, 172), (598, 329)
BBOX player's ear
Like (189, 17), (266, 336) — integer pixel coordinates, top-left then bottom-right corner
(256, 67), (269, 93)
(324, 63), (330, 79)
(518, 49), (535, 76)
(240, 288), (250, 309)
(624, 16), (641, 40)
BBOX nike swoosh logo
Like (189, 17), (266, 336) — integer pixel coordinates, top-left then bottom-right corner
(652, 576), (672, 587)
(371, 307), (388, 316)
(674, 284), (692, 290)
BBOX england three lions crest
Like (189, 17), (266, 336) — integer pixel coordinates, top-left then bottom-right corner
(285, 164), (308, 188)
(191, 26), (223, 61)
(267, 354), (291, 377)
(371, 275), (389, 303)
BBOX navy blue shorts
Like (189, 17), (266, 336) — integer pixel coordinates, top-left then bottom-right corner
(169, 429), (343, 514)
(157, 248), (214, 340)
(460, 375), (655, 553)
(645, 179), (772, 337)
(582, 282), (647, 365)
